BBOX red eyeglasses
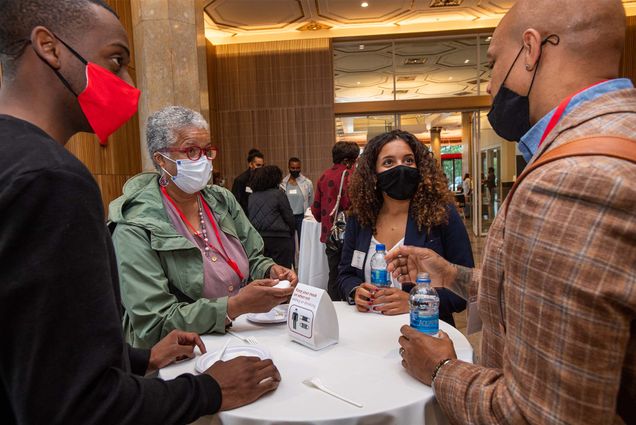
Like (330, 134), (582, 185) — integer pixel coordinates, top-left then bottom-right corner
(159, 144), (218, 161)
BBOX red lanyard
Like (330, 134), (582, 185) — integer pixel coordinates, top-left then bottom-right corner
(538, 80), (608, 148)
(161, 187), (244, 281)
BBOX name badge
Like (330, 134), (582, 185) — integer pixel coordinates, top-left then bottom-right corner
(289, 189), (298, 194)
(351, 250), (365, 270)
(245, 186), (253, 193)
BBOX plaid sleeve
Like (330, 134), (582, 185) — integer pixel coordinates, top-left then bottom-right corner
(434, 156), (636, 424)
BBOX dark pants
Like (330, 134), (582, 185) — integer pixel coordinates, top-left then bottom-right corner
(325, 245), (344, 301)
(294, 214), (304, 242)
(262, 236), (294, 269)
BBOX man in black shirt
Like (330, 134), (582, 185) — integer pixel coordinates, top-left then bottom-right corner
(232, 148), (265, 213)
(0, 1), (280, 423)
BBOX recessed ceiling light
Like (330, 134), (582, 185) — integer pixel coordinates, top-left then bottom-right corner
(361, 2), (369, 7)
(448, 76), (453, 80)
(485, 36), (492, 41)
(356, 81), (361, 85)
(464, 59), (470, 63)
(359, 44), (365, 50)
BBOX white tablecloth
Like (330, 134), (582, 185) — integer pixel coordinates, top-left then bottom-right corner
(297, 219), (329, 290)
(159, 302), (473, 425)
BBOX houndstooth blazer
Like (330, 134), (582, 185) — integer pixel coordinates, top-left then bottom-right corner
(435, 88), (636, 424)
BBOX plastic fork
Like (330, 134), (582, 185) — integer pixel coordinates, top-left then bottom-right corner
(302, 377), (363, 408)
(227, 330), (258, 345)
(214, 339), (231, 363)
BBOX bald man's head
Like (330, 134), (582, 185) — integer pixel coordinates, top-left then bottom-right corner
(486, 0), (627, 125)
(500, 0), (625, 69)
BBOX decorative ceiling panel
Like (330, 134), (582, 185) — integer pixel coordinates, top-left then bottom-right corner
(334, 35), (492, 102)
(204, 0), (304, 31)
(204, 1), (634, 44)
(334, 52), (393, 72)
(315, 0), (413, 24)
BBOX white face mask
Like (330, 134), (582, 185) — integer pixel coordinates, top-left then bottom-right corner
(160, 154), (212, 194)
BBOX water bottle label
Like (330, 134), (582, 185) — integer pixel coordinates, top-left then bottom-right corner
(371, 269), (389, 286)
(410, 311), (439, 335)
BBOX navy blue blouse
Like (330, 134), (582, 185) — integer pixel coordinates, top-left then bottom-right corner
(336, 204), (474, 326)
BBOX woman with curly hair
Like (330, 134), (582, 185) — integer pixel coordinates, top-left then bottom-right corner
(337, 130), (473, 325)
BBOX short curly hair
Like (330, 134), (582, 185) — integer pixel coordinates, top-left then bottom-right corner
(249, 165), (283, 192)
(348, 129), (453, 233)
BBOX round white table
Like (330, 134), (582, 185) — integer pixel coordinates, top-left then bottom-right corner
(297, 218), (329, 290)
(159, 302), (473, 425)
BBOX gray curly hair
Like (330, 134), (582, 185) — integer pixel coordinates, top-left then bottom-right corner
(146, 106), (209, 171)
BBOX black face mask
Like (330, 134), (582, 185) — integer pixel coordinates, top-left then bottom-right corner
(376, 165), (420, 201)
(487, 35), (560, 142)
(290, 170), (301, 178)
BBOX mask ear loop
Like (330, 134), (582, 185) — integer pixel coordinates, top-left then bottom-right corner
(157, 153), (175, 187)
(525, 34), (560, 95)
(28, 32), (89, 97)
(502, 45), (525, 86)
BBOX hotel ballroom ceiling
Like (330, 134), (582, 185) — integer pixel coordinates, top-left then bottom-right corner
(204, 0), (636, 44)
(333, 35), (491, 102)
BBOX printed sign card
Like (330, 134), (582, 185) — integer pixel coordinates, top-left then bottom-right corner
(287, 284), (339, 350)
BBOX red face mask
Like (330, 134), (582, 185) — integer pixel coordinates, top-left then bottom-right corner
(35, 35), (140, 145)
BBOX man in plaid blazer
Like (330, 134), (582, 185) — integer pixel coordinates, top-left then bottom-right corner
(387, 0), (635, 423)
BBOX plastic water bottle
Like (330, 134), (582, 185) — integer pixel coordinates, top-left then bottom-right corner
(409, 272), (439, 336)
(370, 244), (390, 287)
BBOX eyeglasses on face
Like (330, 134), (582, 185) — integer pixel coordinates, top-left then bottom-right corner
(159, 144), (217, 161)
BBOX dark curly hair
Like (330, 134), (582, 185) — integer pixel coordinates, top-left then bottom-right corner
(348, 129), (454, 233)
(249, 165), (282, 192)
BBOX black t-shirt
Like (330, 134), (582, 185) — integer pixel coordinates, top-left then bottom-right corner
(0, 115), (221, 424)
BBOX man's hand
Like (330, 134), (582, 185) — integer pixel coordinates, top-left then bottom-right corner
(398, 325), (457, 386)
(147, 330), (206, 374)
(354, 282), (378, 312)
(372, 287), (409, 315)
(269, 264), (298, 286)
(227, 279), (294, 319)
(385, 246), (457, 288)
(206, 356), (281, 411)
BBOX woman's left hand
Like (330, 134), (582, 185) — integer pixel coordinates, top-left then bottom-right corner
(269, 264), (298, 286)
(372, 287), (409, 315)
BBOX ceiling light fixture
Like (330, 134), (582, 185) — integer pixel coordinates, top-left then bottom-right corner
(296, 21), (332, 31)
(361, 2), (369, 7)
(464, 59), (470, 63)
(485, 36), (492, 41)
(356, 81), (361, 85)
(359, 44), (365, 50)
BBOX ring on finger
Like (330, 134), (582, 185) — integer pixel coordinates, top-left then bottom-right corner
(399, 347), (405, 356)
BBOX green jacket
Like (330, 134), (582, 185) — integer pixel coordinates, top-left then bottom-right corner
(108, 172), (275, 348)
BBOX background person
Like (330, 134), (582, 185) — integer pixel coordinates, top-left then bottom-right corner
(461, 173), (472, 218)
(0, 1), (279, 422)
(281, 156), (313, 244)
(388, 1), (636, 423)
(110, 106), (296, 349)
(249, 165), (296, 268)
(338, 130), (472, 323)
(311, 141), (360, 300)
(232, 148), (264, 213)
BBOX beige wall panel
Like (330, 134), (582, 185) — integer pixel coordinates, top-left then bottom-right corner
(210, 39), (335, 186)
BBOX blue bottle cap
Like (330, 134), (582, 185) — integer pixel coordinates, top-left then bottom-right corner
(375, 243), (386, 251)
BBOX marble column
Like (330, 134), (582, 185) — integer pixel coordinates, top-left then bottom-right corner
(131, 0), (210, 170)
(430, 126), (442, 164)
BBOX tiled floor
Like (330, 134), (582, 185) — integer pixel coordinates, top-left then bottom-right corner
(452, 217), (485, 361)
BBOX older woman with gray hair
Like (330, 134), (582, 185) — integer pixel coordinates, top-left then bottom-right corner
(109, 106), (297, 348)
